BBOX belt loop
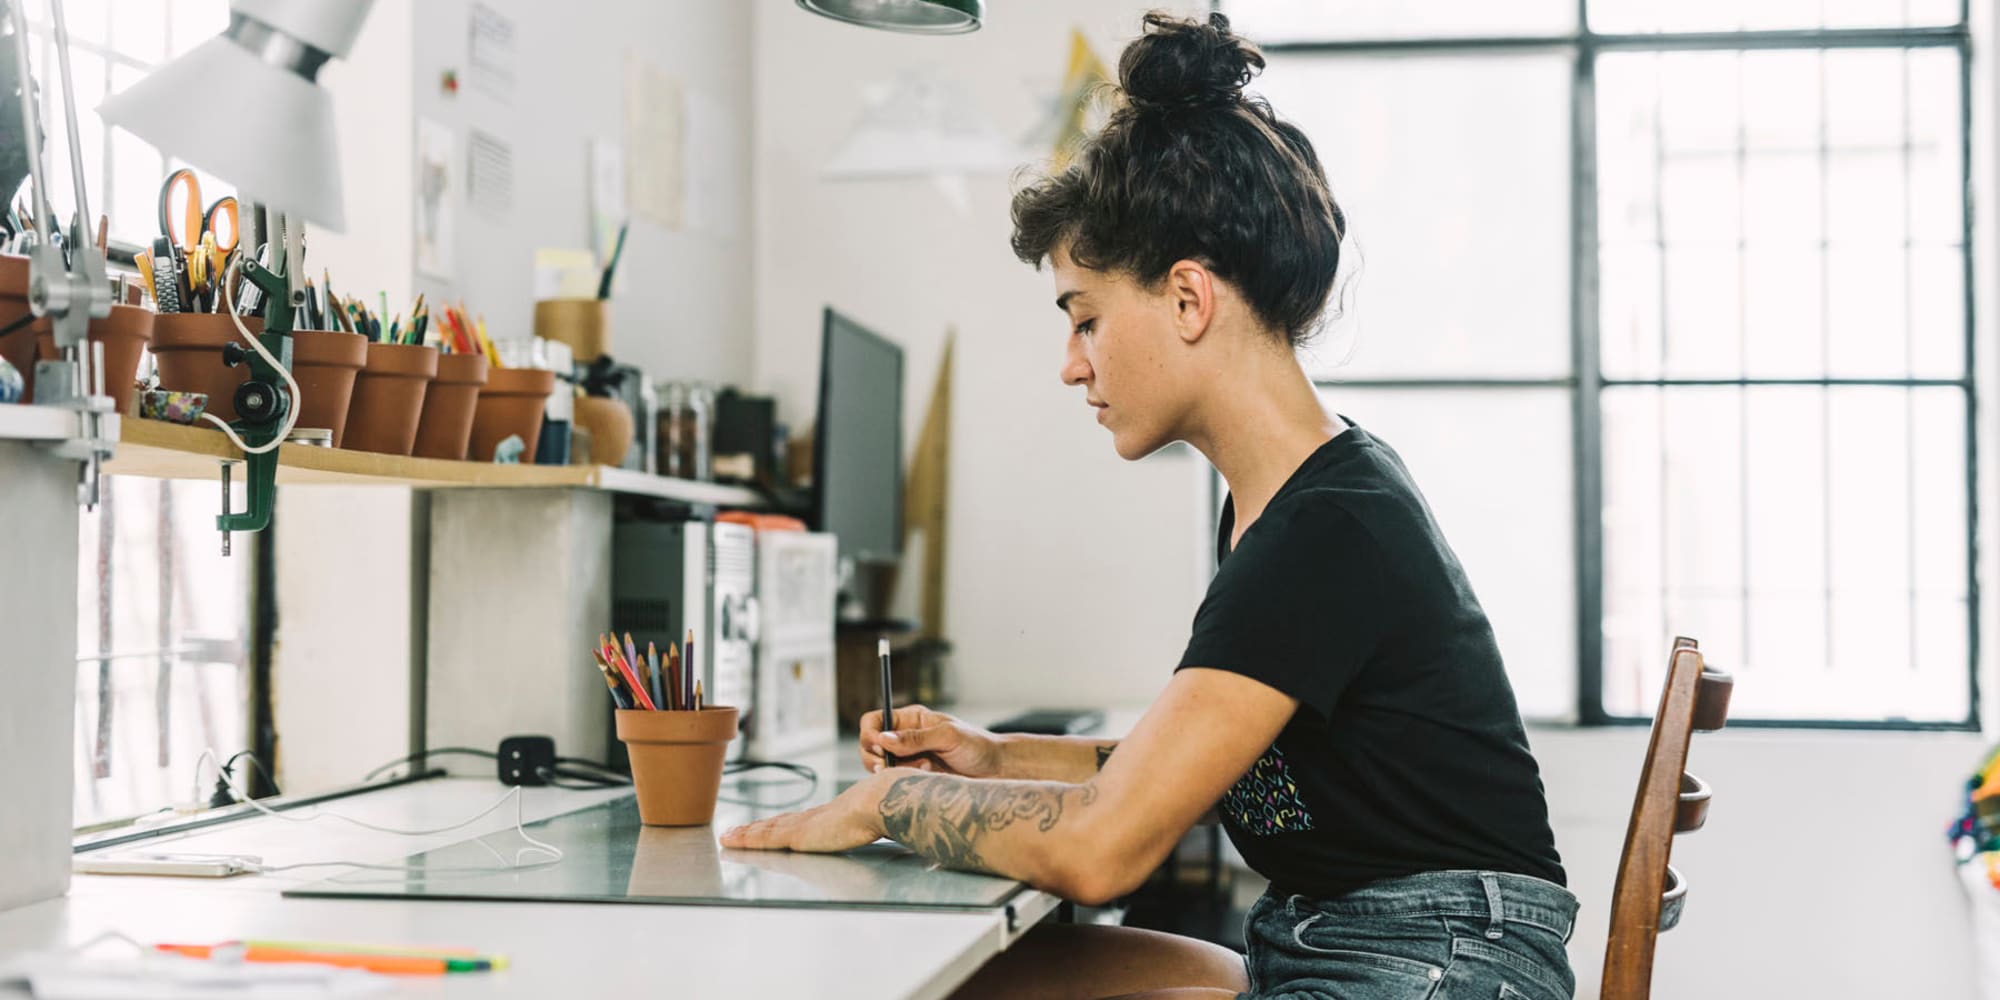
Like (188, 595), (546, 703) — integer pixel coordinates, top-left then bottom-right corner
(1479, 874), (1505, 940)
(1286, 893), (1301, 918)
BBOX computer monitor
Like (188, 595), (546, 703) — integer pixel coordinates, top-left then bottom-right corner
(813, 307), (904, 568)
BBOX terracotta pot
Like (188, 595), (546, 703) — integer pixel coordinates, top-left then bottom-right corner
(411, 352), (489, 460)
(616, 707), (739, 827)
(287, 330), (368, 447)
(533, 298), (609, 363)
(342, 342), (437, 456)
(468, 366), (556, 462)
(0, 254), (36, 400)
(150, 314), (266, 422)
(35, 305), (154, 415)
(573, 394), (633, 466)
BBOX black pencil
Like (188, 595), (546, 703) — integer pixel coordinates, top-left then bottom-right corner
(879, 637), (896, 767)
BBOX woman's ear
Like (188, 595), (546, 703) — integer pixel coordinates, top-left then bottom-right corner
(1165, 259), (1216, 345)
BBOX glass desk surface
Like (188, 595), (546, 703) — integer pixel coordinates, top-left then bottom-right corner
(283, 778), (1024, 912)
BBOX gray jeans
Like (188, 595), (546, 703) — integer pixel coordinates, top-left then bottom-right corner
(1240, 870), (1579, 1000)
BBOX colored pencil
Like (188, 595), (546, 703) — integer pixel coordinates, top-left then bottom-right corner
(593, 650), (632, 709)
(604, 642), (655, 711)
(647, 641), (663, 713)
(666, 642), (680, 711)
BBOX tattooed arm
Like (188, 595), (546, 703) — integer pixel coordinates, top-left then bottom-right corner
(876, 773), (1098, 882)
(723, 668), (1294, 905)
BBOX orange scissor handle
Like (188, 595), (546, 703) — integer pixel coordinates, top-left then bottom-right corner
(204, 196), (239, 255)
(158, 168), (203, 253)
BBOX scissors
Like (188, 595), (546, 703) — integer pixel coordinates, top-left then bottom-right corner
(153, 169), (240, 311)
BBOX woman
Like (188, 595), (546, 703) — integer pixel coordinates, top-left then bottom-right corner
(721, 11), (1577, 999)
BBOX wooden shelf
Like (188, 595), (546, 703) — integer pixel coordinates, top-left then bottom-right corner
(101, 417), (765, 507)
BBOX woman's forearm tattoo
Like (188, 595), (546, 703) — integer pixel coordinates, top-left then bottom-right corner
(878, 776), (1097, 874)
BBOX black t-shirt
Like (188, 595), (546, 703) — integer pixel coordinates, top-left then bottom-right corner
(1177, 419), (1565, 895)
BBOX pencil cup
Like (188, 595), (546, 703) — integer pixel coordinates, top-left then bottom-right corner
(616, 706), (739, 827)
(149, 314), (265, 422)
(469, 366), (556, 462)
(0, 254), (40, 401)
(534, 298), (608, 363)
(412, 351), (489, 459)
(287, 330), (368, 447)
(342, 342), (438, 455)
(35, 304), (154, 415)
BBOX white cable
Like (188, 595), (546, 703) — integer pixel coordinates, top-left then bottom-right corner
(217, 766), (563, 872)
(196, 255), (301, 455)
(187, 748), (220, 810)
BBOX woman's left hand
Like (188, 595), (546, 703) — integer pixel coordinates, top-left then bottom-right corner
(719, 769), (906, 853)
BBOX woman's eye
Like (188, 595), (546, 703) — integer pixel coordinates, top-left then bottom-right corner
(1074, 320), (1096, 337)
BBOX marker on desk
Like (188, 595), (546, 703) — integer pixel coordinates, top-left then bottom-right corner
(879, 637), (896, 767)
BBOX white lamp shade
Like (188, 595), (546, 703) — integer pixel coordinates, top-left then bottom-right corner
(98, 35), (346, 232)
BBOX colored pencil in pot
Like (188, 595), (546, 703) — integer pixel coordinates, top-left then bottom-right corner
(647, 641), (663, 712)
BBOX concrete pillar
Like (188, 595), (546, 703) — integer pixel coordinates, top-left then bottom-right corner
(426, 489), (611, 764)
(0, 441), (79, 909)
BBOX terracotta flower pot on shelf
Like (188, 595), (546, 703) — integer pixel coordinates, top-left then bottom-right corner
(341, 342), (438, 456)
(287, 330), (369, 447)
(468, 366), (556, 462)
(150, 314), (266, 423)
(34, 305), (155, 415)
(412, 352), (489, 460)
(0, 254), (36, 400)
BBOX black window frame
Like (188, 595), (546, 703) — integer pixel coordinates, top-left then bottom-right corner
(1235, 1), (1980, 731)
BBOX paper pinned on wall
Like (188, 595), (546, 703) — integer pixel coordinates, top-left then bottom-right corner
(589, 139), (626, 264)
(534, 248), (600, 301)
(415, 117), (456, 279)
(468, 2), (516, 101)
(684, 89), (742, 241)
(467, 129), (513, 220)
(624, 53), (683, 230)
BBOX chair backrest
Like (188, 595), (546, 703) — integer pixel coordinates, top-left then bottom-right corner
(1600, 636), (1734, 1000)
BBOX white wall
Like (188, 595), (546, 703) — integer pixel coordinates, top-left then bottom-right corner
(1539, 726), (1986, 999)
(753, 1), (1214, 706)
(272, 0), (755, 791)
(408, 0), (754, 383)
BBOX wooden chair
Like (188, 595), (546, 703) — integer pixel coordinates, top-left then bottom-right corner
(1601, 636), (1734, 1000)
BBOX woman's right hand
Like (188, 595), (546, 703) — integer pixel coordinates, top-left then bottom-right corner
(859, 705), (1004, 778)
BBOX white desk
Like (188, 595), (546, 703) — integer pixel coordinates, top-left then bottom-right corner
(0, 708), (1147, 998)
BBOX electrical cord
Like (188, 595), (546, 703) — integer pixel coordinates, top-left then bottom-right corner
(718, 759), (818, 808)
(214, 764), (563, 873)
(200, 254), (300, 455)
(361, 746), (498, 783)
(219, 749), (280, 799)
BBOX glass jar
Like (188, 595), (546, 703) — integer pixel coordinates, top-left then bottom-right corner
(657, 381), (714, 481)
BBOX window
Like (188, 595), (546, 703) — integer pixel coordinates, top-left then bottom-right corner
(14, 0), (253, 826)
(1225, 1), (1978, 727)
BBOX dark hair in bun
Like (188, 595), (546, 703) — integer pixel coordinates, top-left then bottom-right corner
(1010, 11), (1346, 347)
(1119, 11), (1265, 111)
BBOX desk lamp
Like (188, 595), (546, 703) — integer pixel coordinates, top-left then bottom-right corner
(796, 0), (984, 34)
(99, 0), (374, 554)
(4, 0), (114, 507)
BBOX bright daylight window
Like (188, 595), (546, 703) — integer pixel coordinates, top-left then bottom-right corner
(1227, 0), (1977, 727)
(15, 0), (253, 827)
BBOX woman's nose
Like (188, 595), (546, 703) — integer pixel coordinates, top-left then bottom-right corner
(1060, 335), (1091, 386)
